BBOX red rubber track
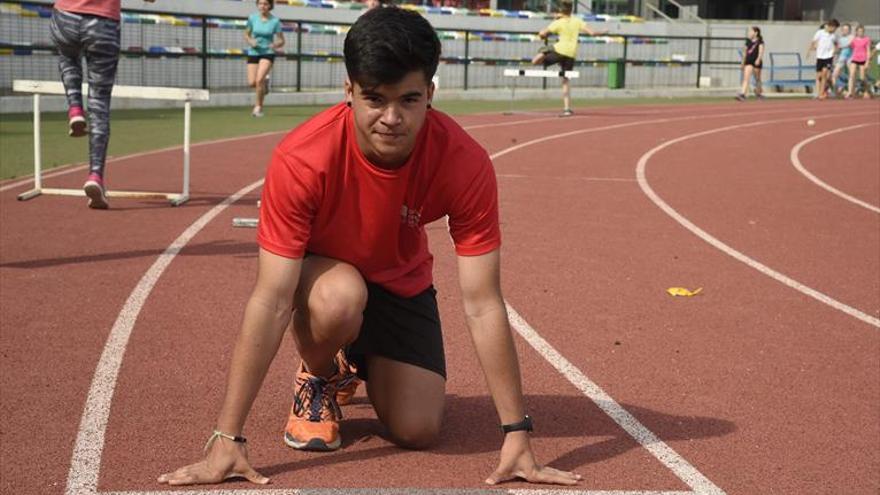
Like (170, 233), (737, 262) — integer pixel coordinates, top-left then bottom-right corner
(1, 99), (877, 494)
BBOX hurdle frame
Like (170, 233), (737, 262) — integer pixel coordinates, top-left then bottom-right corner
(502, 69), (580, 115)
(13, 80), (210, 206)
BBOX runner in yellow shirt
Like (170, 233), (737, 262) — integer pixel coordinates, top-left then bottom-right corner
(532, 0), (606, 116)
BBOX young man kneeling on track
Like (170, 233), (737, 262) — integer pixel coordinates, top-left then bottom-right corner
(158, 7), (581, 488)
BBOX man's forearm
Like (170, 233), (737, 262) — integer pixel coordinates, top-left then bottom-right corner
(467, 301), (526, 425)
(215, 294), (292, 435)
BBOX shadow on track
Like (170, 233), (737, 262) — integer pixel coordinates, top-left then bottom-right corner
(259, 393), (735, 476)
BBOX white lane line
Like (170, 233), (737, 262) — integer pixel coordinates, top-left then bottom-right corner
(0, 160), (89, 191)
(497, 174), (635, 182)
(0, 130), (287, 193)
(635, 114), (880, 329)
(103, 489), (693, 495)
(70, 105), (820, 495)
(790, 122), (880, 213)
(505, 306), (723, 495)
(64, 178), (265, 495)
(488, 106), (828, 164)
(464, 114), (592, 130)
(470, 105), (809, 136)
(2, 102), (793, 194)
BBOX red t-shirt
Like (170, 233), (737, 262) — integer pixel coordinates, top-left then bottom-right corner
(54, 0), (121, 21)
(257, 102), (501, 297)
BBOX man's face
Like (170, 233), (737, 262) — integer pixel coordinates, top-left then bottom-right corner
(346, 70), (435, 168)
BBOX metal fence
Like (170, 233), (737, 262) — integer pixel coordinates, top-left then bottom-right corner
(0, 1), (746, 93)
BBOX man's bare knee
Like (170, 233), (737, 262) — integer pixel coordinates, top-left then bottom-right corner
(309, 276), (367, 331)
(388, 420), (441, 450)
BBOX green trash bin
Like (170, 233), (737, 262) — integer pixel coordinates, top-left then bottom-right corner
(608, 59), (625, 89)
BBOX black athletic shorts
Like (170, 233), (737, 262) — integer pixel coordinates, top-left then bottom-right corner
(247, 54), (275, 64)
(542, 49), (575, 72)
(344, 283), (446, 381)
(816, 57), (833, 72)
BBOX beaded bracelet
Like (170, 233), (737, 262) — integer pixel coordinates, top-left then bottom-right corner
(204, 429), (247, 453)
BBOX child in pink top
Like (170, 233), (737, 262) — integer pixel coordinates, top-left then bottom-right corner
(847, 26), (872, 99)
(50, 0), (154, 209)
(54, 0), (122, 21)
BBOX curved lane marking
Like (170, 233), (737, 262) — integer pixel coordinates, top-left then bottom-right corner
(0, 130), (287, 193)
(3, 101), (802, 194)
(636, 114), (880, 329)
(66, 105), (836, 495)
(790, 122), (880, 214)
(64, 178), (265, 495)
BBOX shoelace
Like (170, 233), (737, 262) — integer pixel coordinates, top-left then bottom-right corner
(293, 375), (343, 422)
(336, 370), (359, 392)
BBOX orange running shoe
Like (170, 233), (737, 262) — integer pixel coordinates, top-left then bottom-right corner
(284, 363), (344, 451)
(334, 350), (361, 406)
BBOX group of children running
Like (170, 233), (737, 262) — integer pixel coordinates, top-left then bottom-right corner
(810, 20), (875, 100)
(738, 19), (876, 101)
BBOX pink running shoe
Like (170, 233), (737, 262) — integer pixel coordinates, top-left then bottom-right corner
(83, 173), (108, 209)
(68, 106), (87, 137)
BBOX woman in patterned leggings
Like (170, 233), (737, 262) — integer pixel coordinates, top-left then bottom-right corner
(49, 0), (154, 209)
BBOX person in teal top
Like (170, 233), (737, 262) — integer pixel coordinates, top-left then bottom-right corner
(244, 0), (284, 117)
(831, 23), (852, 96)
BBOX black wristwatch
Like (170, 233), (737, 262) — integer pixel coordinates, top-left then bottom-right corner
(501, 415), (533, 434)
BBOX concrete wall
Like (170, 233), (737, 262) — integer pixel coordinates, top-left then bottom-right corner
(801, 0), (880, 25)
(3, 0), (876, 98)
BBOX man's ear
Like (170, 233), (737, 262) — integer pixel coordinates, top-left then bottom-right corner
(344, 78), (354, 106)
(427, 80), (435, 107)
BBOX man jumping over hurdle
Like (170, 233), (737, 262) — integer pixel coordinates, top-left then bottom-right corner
(158, 7), (581, 488)
(50, 0), (154, 209)
(532, 0), (606, 116)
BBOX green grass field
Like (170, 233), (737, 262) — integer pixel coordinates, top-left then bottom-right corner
(0, 97), (729, 180)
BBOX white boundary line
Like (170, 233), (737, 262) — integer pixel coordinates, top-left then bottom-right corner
(0, 130), (288, 193)
(486, 107), (825, 163)
(101, 490), (693, 495)
(635, 114), (880, 329)
(1, 102), (795, 194)
(790, 122), (880, 214)
(505, 306), (724, 495)
(65, 178), (266, 495)
(0, 116), (570, 193)
(64, 104), (832, 495)
(497, 174), (635, 182)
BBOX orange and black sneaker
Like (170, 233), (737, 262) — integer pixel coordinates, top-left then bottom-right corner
(284, 363), (344, 451)
(334, 350), (361, 406)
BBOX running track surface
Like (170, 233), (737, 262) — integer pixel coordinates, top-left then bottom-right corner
(1, 99), (878, 495)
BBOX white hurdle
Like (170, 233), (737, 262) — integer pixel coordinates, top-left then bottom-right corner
(13, 80), (210, 206)
(503, 69), (581, 79)
(502, 69), (580, 114)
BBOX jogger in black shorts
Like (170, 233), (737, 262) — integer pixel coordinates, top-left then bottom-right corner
(736, 26), (765, 101)
(531, 0), (605, 116)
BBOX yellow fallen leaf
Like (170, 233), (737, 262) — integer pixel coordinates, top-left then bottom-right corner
(667, 287), (703, 297)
